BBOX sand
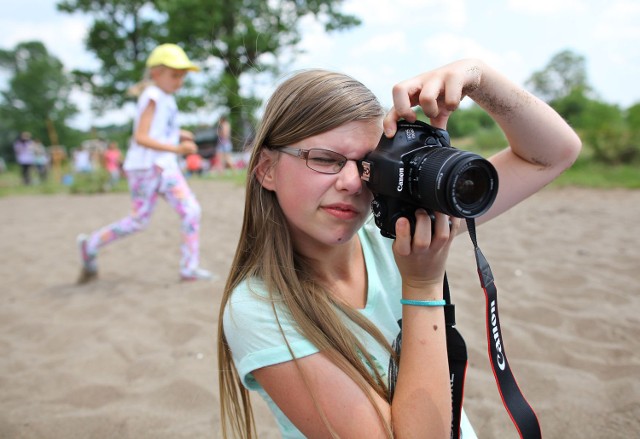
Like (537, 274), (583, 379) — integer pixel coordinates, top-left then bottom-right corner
(1, 181), (639, 438)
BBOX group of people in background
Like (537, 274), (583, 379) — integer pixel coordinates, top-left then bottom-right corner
(10, 131), (126, 188)
(10, 117), (235, 188)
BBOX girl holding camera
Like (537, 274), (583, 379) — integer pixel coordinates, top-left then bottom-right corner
(218, 59), (581, 438)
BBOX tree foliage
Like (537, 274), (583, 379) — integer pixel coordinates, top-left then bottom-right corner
(57, 0), (361, 144)
(554, 89), (631, 163)
(447, 104), (496, 138)
(57, 0), (167, 113)
(525, 49), (590, 102)
(524, 49), (640, 164)
(0, 41), (79, 158)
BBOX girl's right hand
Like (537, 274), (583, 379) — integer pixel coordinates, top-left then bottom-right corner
(383, 59), (483, 137)
(177, 140), (197, 155)
(392, 210), (460, 300)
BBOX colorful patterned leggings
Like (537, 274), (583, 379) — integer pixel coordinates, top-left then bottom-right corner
(85, 166), (201, 276)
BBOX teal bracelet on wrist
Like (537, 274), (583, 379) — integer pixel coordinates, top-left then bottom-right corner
(400, 298), (447, 307)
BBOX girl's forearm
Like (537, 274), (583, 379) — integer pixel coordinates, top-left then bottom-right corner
(134, 133), (178, 153)
(468, 61), (581, 170)
(391, 304), (452, 439)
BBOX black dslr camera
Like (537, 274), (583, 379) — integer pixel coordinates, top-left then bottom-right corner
(360, 120), (499, 238)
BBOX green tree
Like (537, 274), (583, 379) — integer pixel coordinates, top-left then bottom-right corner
(447, 104), (496, 138)
(553, 87), (639, 164)
(626, 103), (640, 131)
(626, 103), (640, 162)
(57, 0), (361, 146)
(0, 41), (79, 159)
(526, 50), (640, 164)
(525, 49), (591, 103)
(161, 0), (361, 141)
(56, 0), (167, 113)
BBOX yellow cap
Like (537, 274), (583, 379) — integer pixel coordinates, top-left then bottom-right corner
(146, 44), (200, 71)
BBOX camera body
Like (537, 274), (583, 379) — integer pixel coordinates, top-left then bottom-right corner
(360, 120), (499, 238)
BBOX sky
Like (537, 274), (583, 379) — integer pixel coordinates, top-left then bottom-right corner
(2, 0), (640, 130)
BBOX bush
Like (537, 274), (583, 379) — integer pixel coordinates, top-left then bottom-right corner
(69, 170), (112, 194)
(468, 125), (508, 155)
(447, 105), (496, 138)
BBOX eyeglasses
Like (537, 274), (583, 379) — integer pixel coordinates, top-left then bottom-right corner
(278, 147), (359, 174)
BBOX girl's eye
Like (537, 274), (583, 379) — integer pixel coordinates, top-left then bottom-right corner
(309, 150), (345, 164)
(310, 156), (340, 165)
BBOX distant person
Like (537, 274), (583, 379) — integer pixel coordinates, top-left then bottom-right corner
(13, 132), (35, 185)
(73, 146), (92, 173)
(214, 116), (235, 171)
(49, 145), (67, 183)
(90, 145), (103, 172)
(103, 141), (123, 186)
(185, 152), (203, 176)
(32, 139), (49, 182)
(76, 43), (214, 283)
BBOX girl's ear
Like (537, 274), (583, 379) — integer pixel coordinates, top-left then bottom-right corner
(148, 65), (162, 79)
(255, 148), (277, 191)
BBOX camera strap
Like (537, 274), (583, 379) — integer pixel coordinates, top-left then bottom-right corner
(462, 218), (542, 439)
(443, 274), (468, 439)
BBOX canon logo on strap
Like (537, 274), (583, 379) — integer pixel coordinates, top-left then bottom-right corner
(490, 300), (506, 370)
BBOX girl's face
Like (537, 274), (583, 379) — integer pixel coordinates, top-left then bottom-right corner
(259, 120), (383, 254)
(151, 66), (188, 94)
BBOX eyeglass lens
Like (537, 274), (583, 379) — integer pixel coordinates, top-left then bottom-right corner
(306, 149), (348, 174)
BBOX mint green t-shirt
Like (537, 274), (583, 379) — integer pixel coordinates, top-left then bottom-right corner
(222, 219), (477, 438)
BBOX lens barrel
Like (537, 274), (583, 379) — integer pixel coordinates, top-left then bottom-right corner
(408, 147), (498, 218)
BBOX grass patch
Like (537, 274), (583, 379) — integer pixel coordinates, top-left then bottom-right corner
(0, 165), (128, 197)
(196, 169), (248, 186)
(551, 161), (640, 188)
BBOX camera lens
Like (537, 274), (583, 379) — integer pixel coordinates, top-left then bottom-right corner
(449, 159), (497, 216)
(455, 168), (486, 205)
(408, 148), (498, 218)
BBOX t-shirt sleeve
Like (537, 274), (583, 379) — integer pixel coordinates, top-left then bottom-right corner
(140, 85), (161, 105)
(222, 279), (319, 390)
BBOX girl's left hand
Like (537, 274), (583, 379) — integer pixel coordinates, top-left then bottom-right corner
(392, 210), (461, 296)
(177, 140), (198, 155)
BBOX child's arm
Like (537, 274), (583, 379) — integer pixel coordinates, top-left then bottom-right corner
(134, 100), (197, 155)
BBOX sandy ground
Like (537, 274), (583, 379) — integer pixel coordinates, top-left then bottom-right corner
(1, 180), (639, 438)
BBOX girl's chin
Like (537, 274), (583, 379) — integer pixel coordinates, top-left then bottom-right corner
(328, 228), (360, 245)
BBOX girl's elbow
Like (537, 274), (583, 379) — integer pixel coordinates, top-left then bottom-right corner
(134, 132), (146, 145)
(561, 131), (583, 168)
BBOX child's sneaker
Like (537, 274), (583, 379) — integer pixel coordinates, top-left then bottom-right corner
(181, 268), (216, 282)
(77, 234), (97, 284)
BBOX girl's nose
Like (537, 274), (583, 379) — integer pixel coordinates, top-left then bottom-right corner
(336, 160), (363, 194)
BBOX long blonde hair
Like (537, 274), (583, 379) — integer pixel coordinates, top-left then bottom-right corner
(217, 70), (394, 438)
